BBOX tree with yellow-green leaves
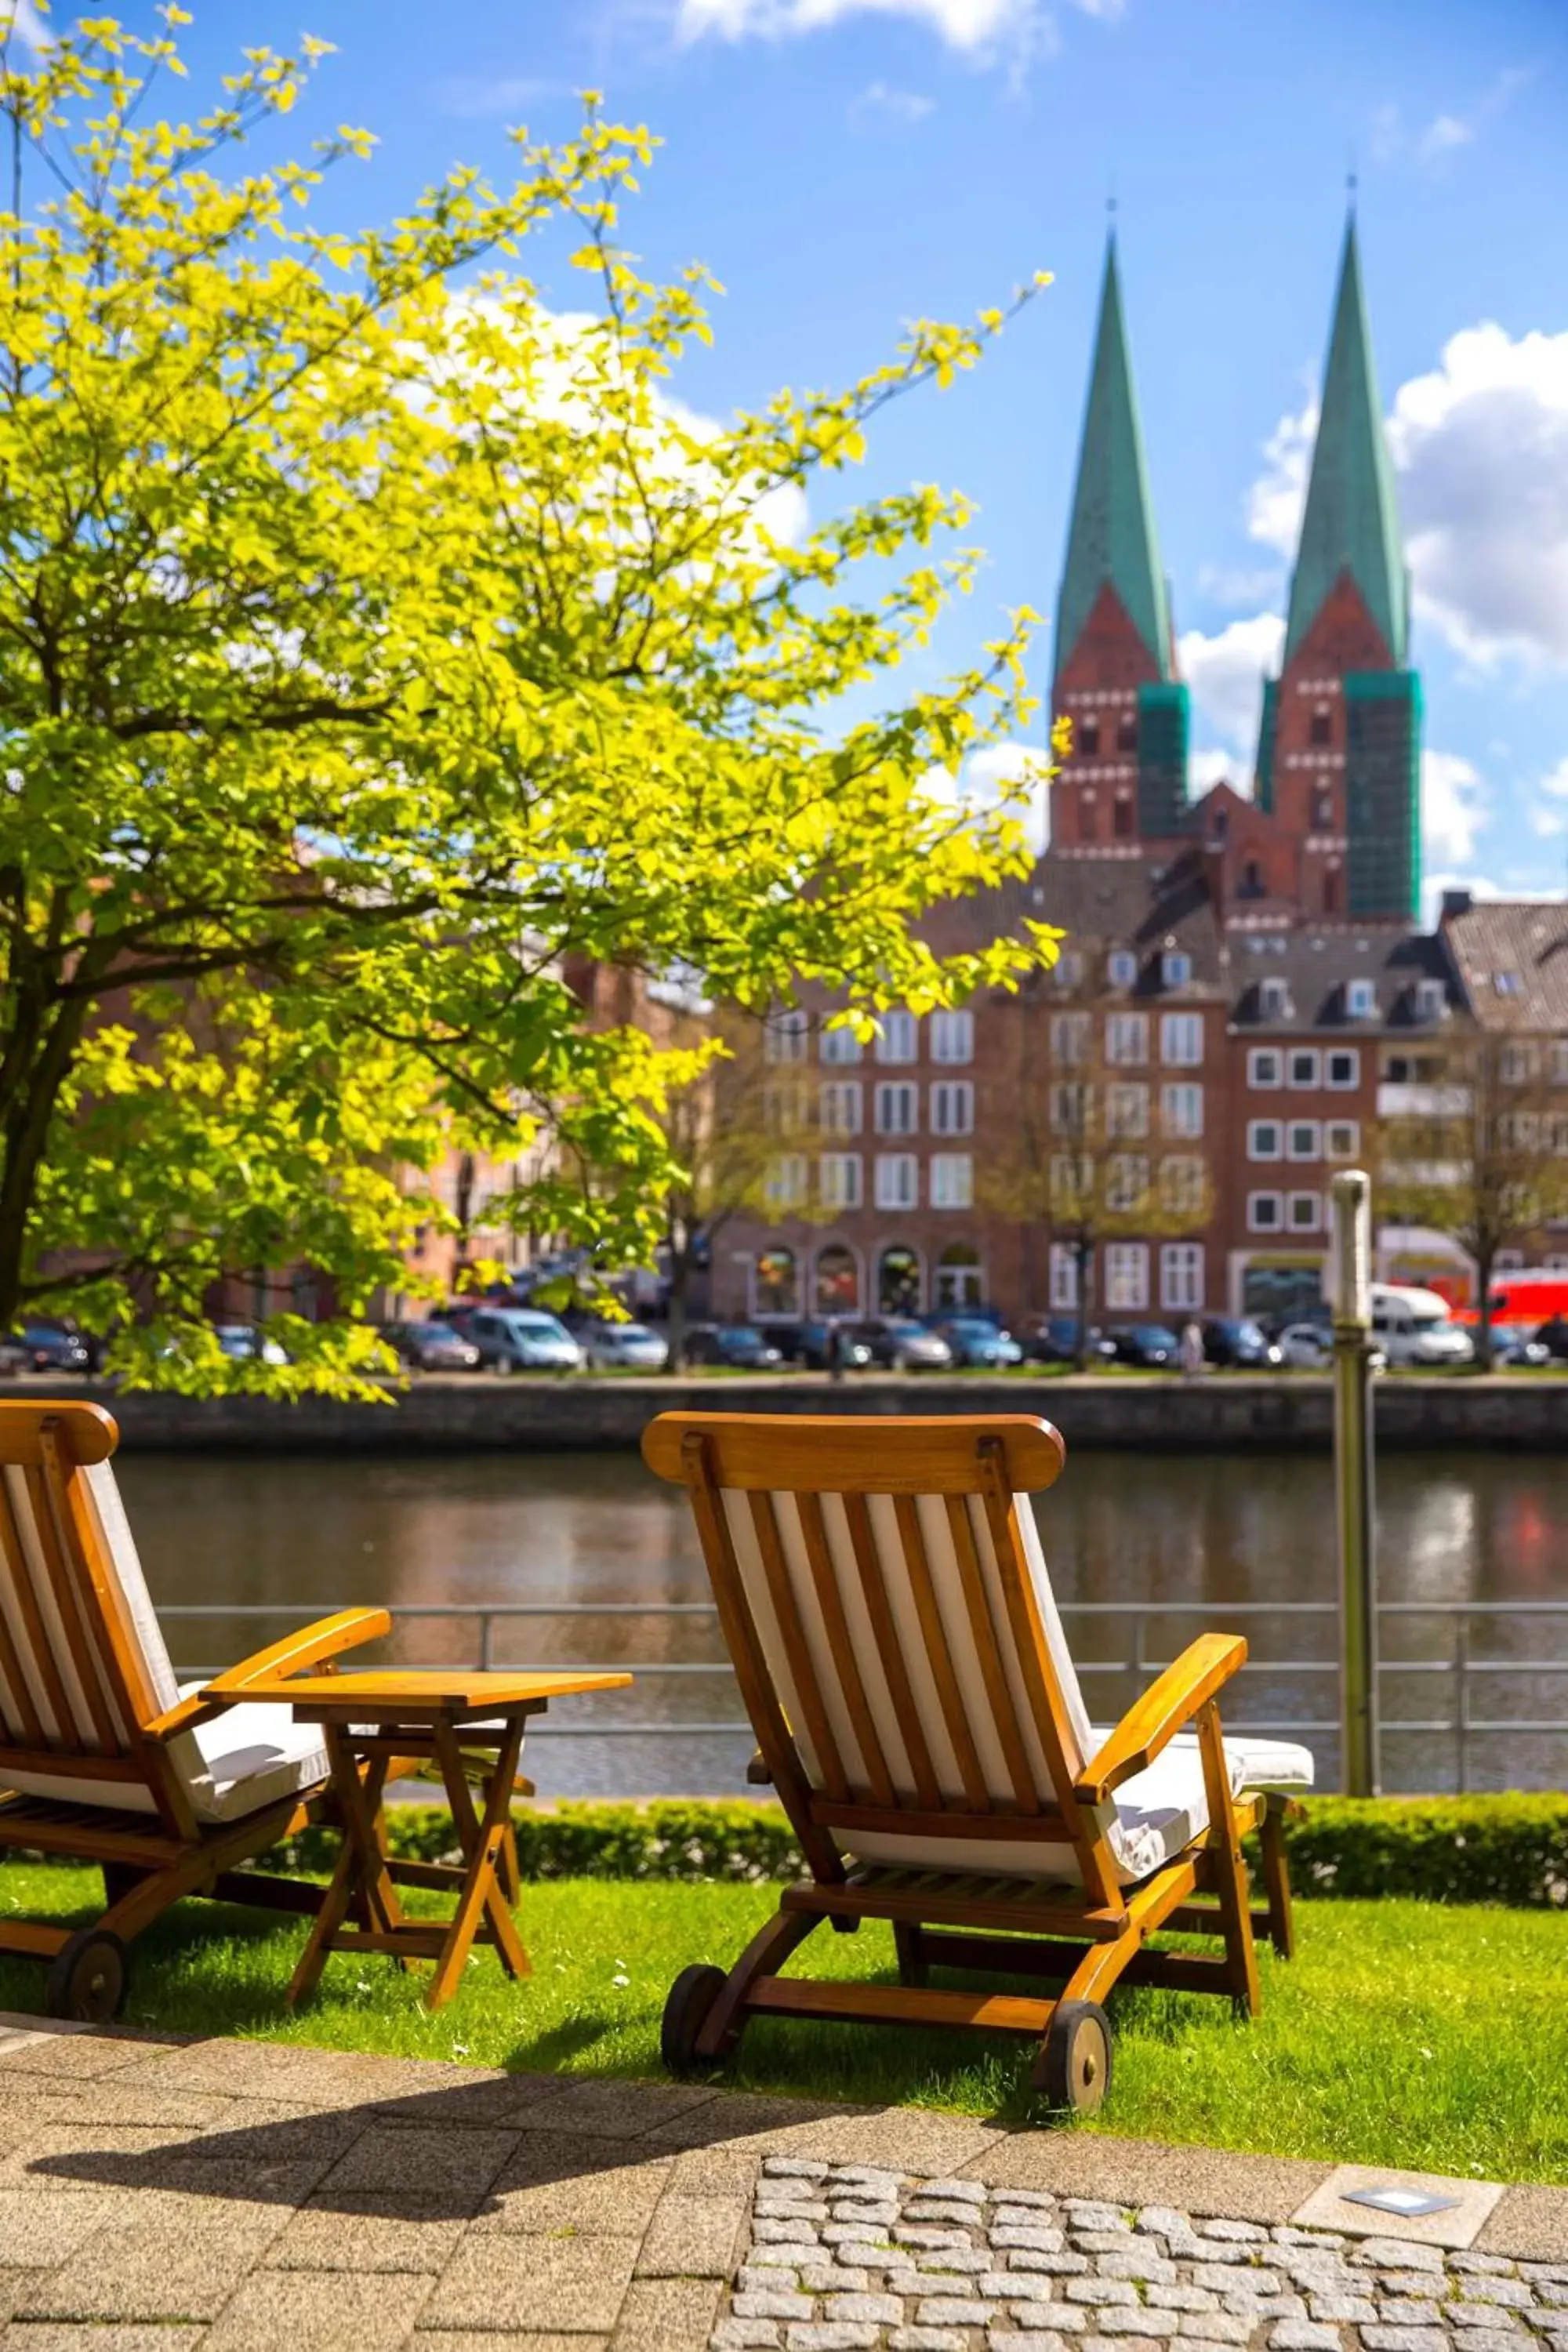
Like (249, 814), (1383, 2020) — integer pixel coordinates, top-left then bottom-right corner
(0, 11), (1059, 1393)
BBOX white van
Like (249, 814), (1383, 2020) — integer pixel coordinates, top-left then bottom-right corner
(1369, 1283), (1474, 1368)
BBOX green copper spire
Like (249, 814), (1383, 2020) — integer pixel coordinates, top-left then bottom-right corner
(1054, 234), (1172, 684)
(1284, 216), (1407, 665)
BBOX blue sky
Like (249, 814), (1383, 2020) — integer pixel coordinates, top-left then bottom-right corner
(103, 0), (1568, 914)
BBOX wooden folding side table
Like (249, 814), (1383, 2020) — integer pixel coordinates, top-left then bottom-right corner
(208, 1669), (630, 2011)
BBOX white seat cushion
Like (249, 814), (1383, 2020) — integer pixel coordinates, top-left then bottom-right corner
(0, 1687), (332, 1826)
(1098, 1728), (1315, 1885)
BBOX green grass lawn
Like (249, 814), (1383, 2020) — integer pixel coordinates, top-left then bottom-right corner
(2, 1865), (1563, 2184)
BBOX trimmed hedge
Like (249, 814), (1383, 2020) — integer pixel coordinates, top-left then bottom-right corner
(266, 1793), (1568, 1910)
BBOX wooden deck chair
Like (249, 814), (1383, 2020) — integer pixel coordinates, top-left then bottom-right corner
(642, 1411), (1312, 2111)
(0, 1400), (401, 2023)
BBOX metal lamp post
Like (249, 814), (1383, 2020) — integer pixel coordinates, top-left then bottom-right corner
(1330, 1168), (1379, 1797)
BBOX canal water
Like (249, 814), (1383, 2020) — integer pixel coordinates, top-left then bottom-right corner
(118, 1449), (1568, 1799)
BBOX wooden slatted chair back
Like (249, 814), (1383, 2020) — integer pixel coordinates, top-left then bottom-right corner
(641, 1413), (1118, 1906)
(0, 1404), (181, 1802)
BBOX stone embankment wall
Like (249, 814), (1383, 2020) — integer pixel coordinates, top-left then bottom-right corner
(6, 1370), (1566, 1452)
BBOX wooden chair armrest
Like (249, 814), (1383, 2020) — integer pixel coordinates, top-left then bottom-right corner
(1072, 1632), (1248, 1806)
(142, 1608), (394, 1743)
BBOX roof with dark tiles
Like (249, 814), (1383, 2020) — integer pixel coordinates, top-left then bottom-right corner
(1443, 898), (1568, 1033)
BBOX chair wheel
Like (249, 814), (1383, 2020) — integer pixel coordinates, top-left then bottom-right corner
(46, 1929), (128, 2024)
(1039, 1998), (1112, 2113)
(660, 1963), (727, 2077)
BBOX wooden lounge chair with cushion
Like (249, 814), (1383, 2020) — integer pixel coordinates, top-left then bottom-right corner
(642, 1410), (1312, 2111)
(0, 1399), (403, 2022)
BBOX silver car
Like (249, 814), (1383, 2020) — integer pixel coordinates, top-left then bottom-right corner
(583, 1319), (670, 1371)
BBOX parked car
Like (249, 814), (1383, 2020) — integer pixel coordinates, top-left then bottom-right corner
(931, 1316), (1024, 1368)
(5, 1320), (92, 1374)
(1277, 1322), (1333, 1369)
(448, 1305), (583, 1372)
(380, 1319), (481, 1372)
(763, 1321), (873, 1370)
(847, 1318), (953, 1371)
(1200, 1316), (1281, 1369)
(1487, 1327), (1550, 1369)
(1533, 1317), (1568, 1362)
(581, 1319), (670, 1372)
(1021, 1316), (1112, 1365)
(213, 1323), (289, 1366)
(681, 1323), (784, 1370)
(1370, 1283), (1473, 1368)
(1102, 1323), (1181, 1369)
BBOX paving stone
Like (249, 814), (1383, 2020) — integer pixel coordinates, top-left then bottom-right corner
(203, 2267), (434, 2350)
(1063, 2208), (1129, 2234)
(1076, 2234), (1144, 2255)
(1097, 2250), (1178, 2284)
(0, 2188), (128, 2266)
(912, 2250), (990, 2274)
(1381, 2302), (1443, 2326)
(783, 2328), (879, 2351)
(739, 2270), (801, 2296)
(830, 2204), (899, 2228)
(1460, 2281), (1534, 2309)
(897, 2227), (972, 2249)
(1453, 2336), (1530, 2352)
(889, 2332), (966, 2352)
(1452, 2256), (1519, 2277)
(474, 2144), (675, 2237)
(264, 2193), (469, 2273)
(1446, 2310), (1523, 2332)
(756, 2200), (830, 2223)
(906, 2202), (985, 2226)
(1202, 2223), (1270, 2244)
(16, 2205), (289, 2325)
(831, 2170), (905, 2195)
(520, 2078), (720, 2146)
(1007, 2255), (1092, 2278)
(3, 2330), (211, 2351)
(824, 2293), (906, 2324)
(1306, 2296), (1377, 2324)
(746, 2251), (808, 2273)
(1226, 2298), (1305, 2323)
(1094, 2311), (1181, 2337)
(988, 2336), (1076, 2352)
(713, 2325), (781, 2350)
(613, 2276), (724, 2352)
(797, 2266), (872, 2295)
(1265, 2325), (1339, 2352)
(916, 2299), (1002, 2325)
(1185, 2246), (1253, 2269)
(1354, 2242), (1445, 2274)
(1065, 2281), (1138, 2307)
(756, 2220), (824, 2246)
(921, 2182), (988, 2205)
(421, 2230), (641, 2333)
(996, 2197), (1058, 2214)
(637, 2194), (749, 2279)
(1145, 2287), (1221, 2314)
(1176, 2315), (1251, 2343)
(1359, 2332), (1449, 2352)
(732, 2293), (814, 2321)
(764, 2161), (831, 2182)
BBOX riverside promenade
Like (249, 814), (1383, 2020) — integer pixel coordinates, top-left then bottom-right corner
(1, 2016), (1563, 2350)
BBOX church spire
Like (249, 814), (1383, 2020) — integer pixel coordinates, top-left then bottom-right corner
(1054, 232), (1172, 684)
(1284, 214), (1407, 666)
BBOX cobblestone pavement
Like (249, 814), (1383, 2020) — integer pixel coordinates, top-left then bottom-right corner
(715, 2165), (1568, 2352)
(0, 2017), (1563, 2352)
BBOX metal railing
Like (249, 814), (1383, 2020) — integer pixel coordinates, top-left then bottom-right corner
(160, 1595), (1568, 1795)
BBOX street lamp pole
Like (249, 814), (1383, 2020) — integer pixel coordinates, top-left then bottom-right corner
(1330, 1168), (1379, 1797)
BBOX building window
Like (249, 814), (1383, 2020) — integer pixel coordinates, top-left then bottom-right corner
(1312, 787), (1334, 829)
(820, 1023), (862, 1065)
(1417, 980), (1447, 1024)
(1248, 1048), (1283, 1089)
(1287, 1121), (1321, 1161)
(815, 1243), (858, 1313)
(877, 1245), (921, 1314)
(1287, 1192), (1322, 1232)
(765, 1154), (808, 1210)
(1162, 950), (1192, 989)
(753, 1247), (799, 1318)
(1105, 1012), (1149, 1065)
(1248, 1120), (1283, 1160)
(1325, 1120), (1359, 1161)
(1051, 1154), (1091, 1208)
(1288, 1048), (1321, 1088)
(930, 1152), (974, 1208)
(764, 1081), (808, 1134)
(818, 1153), (862, 1210)
(874, 1081), (918, 1136)
(873, 1011), (919, 1064)
(1107, 949), (1138, 990)
(931, 1080), (975, 1136)
(1161, 1242), (1204, 1313)
(1105, 1243), (1149, 1312)
(1112, 796), (1134, 840)
(1054, 950), (1085, 989)
(1548, 1115), (1568, 1154)
(1346, 980), (1377, 1020)
(1551, 1040), (1568, 1084)
(1106, 1154), (1149, 1212)
(1116, 717), (1138, 753)
(1260, 977), (1291, 1019)
(1079, 719), (1100, 757)
(935, 1241), (983, 1309)
(1049, 1243), (1079, 1309)
(1161, 1082), (1203, 1138)
(1500, 1043), (1537, 1086)
(764, 1008), (808, 1064)
(1159, 1156), (1206, 1217)
(1493, 972), (1523, 998)
(1107, 1082), (1149, 1139)
(1241, 858), (1264, 899)
(1309, 709), (1333, 747)
(1498, 1111), (1541, 1150)
(1051, 1081), (1088, 1136)
(1051, 1011), (1090, 1065)
(818, 1080), (863, 1137)
(873, 1153), (918, 1210)
(1248, 1192), (1283, 1232)
(1161, 1011), (1203, 1066)
(1326, 1048), (1359, 1088)
(930, 1009), (975, 1065)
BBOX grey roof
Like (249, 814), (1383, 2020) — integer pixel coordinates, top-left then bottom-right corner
(1228, 925), (1454, 1033)
(1443, 899), (1568, 1033)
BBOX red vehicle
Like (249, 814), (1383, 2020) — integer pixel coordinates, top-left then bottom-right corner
(1464, 1272), (1568, 1329)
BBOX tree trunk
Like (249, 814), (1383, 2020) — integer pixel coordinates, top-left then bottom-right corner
(1074, 1233), (1094, 1371)
(1475, 1242), (1495, 1370)
(665, 1237), (689, 1374)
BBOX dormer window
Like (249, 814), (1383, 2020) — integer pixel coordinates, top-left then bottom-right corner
(1107, 949), (1138, 990)
(1055, 949), (1085, 989)
(1260, 977), (1290, 1020)
(1346, 978), (1377, 1020)
(1494, 971), (1523, 997)
(1162, 950), (1192, 989)
(1415, 978), (1446, 1022)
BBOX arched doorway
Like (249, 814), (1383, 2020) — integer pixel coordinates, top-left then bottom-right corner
(877, 1245), (922, 1316)
(814, 1243), (859, 1315)
(753, 1247), (799, 1319)
(935, 1241), (983, 1310)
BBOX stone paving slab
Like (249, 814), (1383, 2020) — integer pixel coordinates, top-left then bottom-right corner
(0, 2022), (1559, 2352)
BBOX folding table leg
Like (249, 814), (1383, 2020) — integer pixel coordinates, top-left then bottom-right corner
(288, 1745), (401, 2007)
(426, 1719), (532, 2010)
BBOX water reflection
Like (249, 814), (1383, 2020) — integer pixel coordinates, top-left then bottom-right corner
(118, 1448), (1568, 1799)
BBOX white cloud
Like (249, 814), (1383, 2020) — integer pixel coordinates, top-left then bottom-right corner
(925, 741), (1052, 854)
(1197, 561), (1286, 610)
(848, 80), (935, 128)
(1416, 114), (1472, 165)
(1388, 323), (1568, 668)
(1177, 612), (1284, 753)
(1541, 757), (1568, 799)
(1189, 746), (1240, 797)
(1527, 757), (1568, 840)
(1422, 749), (1487, 869)
(676, 0), (1039, 52)
(1245, 397), (1316, 559)
(1, 2), (48, 52)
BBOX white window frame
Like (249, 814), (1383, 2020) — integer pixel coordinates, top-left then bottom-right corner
(764, 1081), (808, 1134)
(873, 1152), (918, 1210)
(1287, 1192), (1322, 1233)
(1247, 1191), (1283, 1232)
(1325, 1120), (1359, 1162)
(1286, 1120), (1321, 1162)
(1105, 1242), (1149, 1312)
(930, 1152), (974, 1209)
(1105, 1153), (1149, 1213)
(818, 1080), (863, 1137)
(1417, 980), (1446, 1023)
(873, 1080), (918, 1137)
(1551, 1040), (1568, 1085)
(764, 1008), (808, 1065)
(1051, 1081), (1089, 1137)
(1050, 1011), (1090, 1066)
(1160, 1241), (1204, 1313)
(1049, 1243), (1080, 1309)
(1107, 949), (1138, 989)
(765, 1153), (808, 1210)
(820, 1023), (862, 1066)
(1105, 1011), (1149, 1067)
(818, 1152), (863, 1210)
(1106, 1082), (1149, 1140)
(1500, 1043), (1537, 1087)
(1346, 980), (1377, 1020)
(1160, 1011), (1203, 1067)
(930, 1080), (975, 1137)
(930, 1010), (975, 1065)
(1159, 1156), (1206, 1216)
(1248, 1120), (1283, 1161)
(1161, 950), (1192, 989)
(873, 1010), (919, 1065)
(1287, 1047), (1321, 1089)
(1260, 978), (1291, 1019)
(1161, 1082), (1203, 1138)
(1248, 1048), (1282, 1089)
(1325, 1047), (1359, 1090)
(1054, 950), (1085, 990)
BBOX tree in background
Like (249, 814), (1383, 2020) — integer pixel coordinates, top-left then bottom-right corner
(1379, 1033), (1568, 1367)
(0, 15), (1059, 1391)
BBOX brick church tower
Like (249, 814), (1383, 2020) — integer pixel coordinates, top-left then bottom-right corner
(1050, 233), (1190, 854)
(1255, 214), (1421, 920)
